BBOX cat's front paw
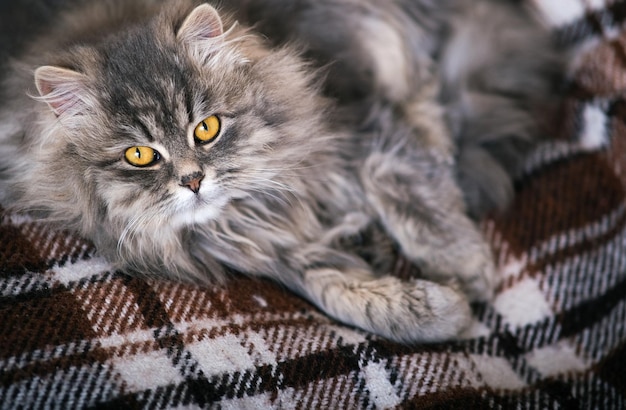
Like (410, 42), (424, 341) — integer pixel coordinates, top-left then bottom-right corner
(303, 269), (472, 344)
(396, 279), (473, 343)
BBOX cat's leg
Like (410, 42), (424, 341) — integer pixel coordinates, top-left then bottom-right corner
(193, 215), (471, 343)
(299, 265), (471, 343)
(438, 0), (563, 218)
(360, 112), (497, 302)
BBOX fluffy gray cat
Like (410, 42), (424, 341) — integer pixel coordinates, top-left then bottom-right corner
(0, 0), (561, 343)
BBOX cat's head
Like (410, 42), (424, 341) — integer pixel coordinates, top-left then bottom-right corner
(29, 2), (334, 250)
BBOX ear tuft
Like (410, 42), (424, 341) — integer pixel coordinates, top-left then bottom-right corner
(177, 4), (224, 44)
(34, 66), (88, 117)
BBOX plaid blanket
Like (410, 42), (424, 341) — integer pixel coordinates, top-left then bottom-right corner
(1, 0), (625, 408)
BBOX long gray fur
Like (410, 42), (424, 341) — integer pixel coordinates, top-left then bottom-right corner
(0, 0), (561, 343)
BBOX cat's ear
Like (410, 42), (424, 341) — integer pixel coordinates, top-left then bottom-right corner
(178, 4), (224, 41)
(177, 4), (225, 62)
(34, 66), (89, 117)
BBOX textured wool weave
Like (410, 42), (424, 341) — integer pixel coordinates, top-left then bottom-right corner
(1, 0), (625, 408)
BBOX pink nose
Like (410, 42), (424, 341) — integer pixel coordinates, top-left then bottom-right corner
(181, 172), (204, 194)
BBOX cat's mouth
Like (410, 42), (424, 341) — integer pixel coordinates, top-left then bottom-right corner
(170, 186), (229, 227)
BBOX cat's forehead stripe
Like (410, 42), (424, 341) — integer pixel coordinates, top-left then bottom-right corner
(135, 118), (155, 142)
(103, 31), (192, 120)
(184, 85), (195, 125)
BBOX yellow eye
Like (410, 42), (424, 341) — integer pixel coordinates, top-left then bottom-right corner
(194, 115), (221, 144)
(124, 146), (160, 167)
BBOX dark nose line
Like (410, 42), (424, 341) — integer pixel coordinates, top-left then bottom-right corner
(180, 171), (204, 194)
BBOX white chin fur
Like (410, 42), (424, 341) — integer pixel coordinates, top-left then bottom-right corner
(170, 185), (228, 227)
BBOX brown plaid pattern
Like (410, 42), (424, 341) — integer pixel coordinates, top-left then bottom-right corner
(1, 0), (626, 408)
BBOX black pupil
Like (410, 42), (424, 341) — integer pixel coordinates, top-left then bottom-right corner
(132, 148), (159, 163)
